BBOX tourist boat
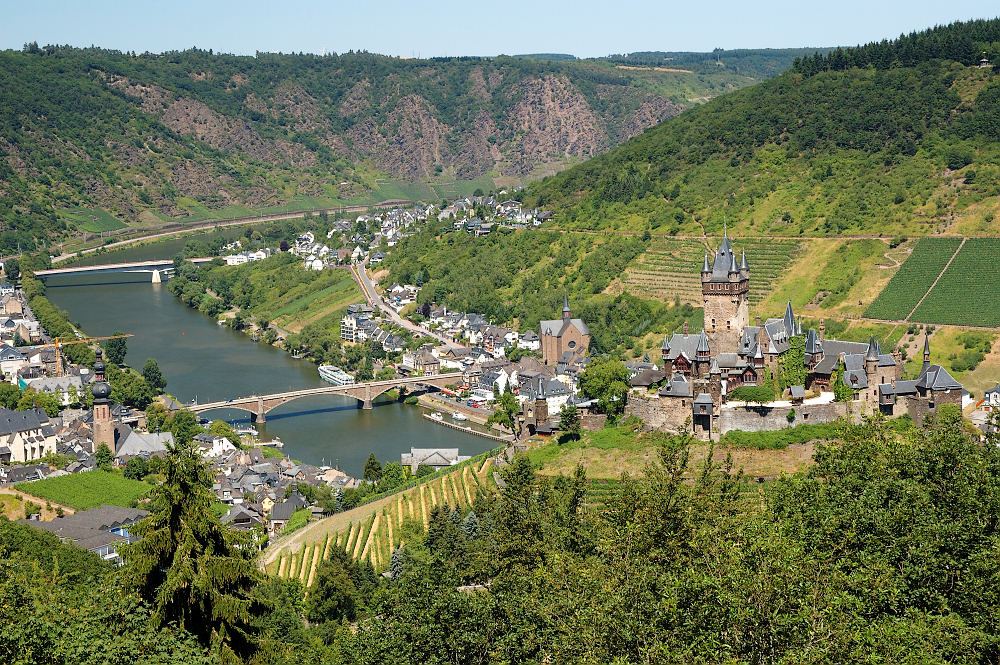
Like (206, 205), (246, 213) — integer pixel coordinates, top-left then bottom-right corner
(452, 412), (468, 421)
(430, 412), (444, 421)
(318, 364), (355, 386)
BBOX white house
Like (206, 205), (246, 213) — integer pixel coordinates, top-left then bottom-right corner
(193, 433), (238, 459)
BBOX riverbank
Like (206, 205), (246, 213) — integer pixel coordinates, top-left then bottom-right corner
(45, 272), (492, 475)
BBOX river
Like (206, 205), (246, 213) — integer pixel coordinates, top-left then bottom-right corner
(44, 272), (490, 476)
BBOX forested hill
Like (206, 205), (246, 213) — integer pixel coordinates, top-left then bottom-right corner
(527, 18), (1000, 238)
(0, 46), (798, 252)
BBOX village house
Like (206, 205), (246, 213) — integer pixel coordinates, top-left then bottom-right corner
(21, 505), (148, 566)
(0, 407), (59, 464)
(400, 447), (470, 473)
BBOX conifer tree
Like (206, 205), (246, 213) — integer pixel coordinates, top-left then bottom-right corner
(120, 439), (268, 662)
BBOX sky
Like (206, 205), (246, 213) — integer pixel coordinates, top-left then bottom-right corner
(1, 1), (998, 58)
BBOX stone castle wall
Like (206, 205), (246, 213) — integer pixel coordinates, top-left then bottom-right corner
(703, 292), (748, 355)
(718, 401), (849, 433)
(625, 394), (692, 433)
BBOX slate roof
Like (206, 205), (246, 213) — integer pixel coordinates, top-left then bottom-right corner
(693, 393), (714, 415)
(664, 332), (704, 362)
(630, 368), (665, 387)
(705, 235), (742, 283)
(116, 431), (173, 459)
(915, 364), (963, 391)
(790, 385), (806, 399)
(0, 407), (48, 435)
(658, 374), (692, 398)
(539, 317), (590, 338)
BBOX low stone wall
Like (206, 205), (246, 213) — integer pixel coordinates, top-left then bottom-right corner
(719, 401), (848, 433)
(580, 413), (607, 431)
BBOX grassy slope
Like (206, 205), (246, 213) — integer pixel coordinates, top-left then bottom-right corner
(265, 455), (498, 576)
(15, 470), (151, 510)
(528, 59), (1000, 239)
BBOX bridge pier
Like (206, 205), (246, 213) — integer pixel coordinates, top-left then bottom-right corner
(151, 269), (161, 284)
(360, 399), (373, 410)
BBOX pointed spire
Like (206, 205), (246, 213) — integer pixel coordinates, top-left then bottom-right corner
(865, 335), (880, 361)
(562, 293), (570, 319)
(923, 332), (931, 358)
(702, 251), (710, 273)
(796, 315), (803, 336)
(661, 334), (671, 351)
(783, 301), (795, 337)
(710, 358), (721, 374)
(696, 330), (711, 355)
(740, 248), (748, 272)
(723, 214), (728, 239)
(729, 251), (739, 274)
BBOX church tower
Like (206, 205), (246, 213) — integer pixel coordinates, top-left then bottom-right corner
(701, 230), (749, 355)
(91, 348), (115, 454)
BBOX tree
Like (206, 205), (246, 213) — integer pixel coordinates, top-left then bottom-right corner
(558, 404), (582, 443)
(120, 439), (268, 662)
(579, 357), (630, 417)
(124, 456), (149, 480)
(0, 382), (20, 409)
(109, 368), (154, 409)
(95, 443), (113, 471)
(4, 258), (20, 282)
(11, 332), (26, 347)
(103, 330), (128, 366)
(16, 388), (60, 417)
(208, 420), (241, 448)
(461, 510), (479, 539)
(142, 358), (167, 393)
(363, 453), (382, 484)
(307, 550), (359, 623)
(779, 335), (807, 391)
(487, 386), (521, 438)
(145, 402), (169, 432)
(165, 409), (202, 446)
(389, 546), (405, 580)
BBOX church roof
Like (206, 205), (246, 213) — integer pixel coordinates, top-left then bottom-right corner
(915, 364), (962, 391)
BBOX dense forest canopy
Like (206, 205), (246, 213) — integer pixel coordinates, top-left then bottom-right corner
(527, 17), (1000, 237)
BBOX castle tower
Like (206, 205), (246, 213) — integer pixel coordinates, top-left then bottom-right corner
(660, 335), (672, 375)
(701, 231), (749, 355)
(91, 348), (115, 455)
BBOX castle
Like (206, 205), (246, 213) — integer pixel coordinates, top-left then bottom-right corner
(628, 232), (964, 438)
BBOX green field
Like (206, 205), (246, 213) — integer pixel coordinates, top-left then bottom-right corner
(59, 207), (127, 232)
(15, 470), (152, 510)
(910, 238), (1000, 327)
(864, 238), (963, 320)
(623, 236), (802, 307)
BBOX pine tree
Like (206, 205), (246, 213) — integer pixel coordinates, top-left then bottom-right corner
(389, 546), (405, 580)
(120, 439), (268, 662)
(363, 453), (382, 484)
(462, 510), (479, 539)
(335, 487), (344, 512)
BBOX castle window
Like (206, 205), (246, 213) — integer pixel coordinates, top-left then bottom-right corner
(727, 321), (731, 330)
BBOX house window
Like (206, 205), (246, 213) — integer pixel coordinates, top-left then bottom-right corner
(727, 321), (731, 330)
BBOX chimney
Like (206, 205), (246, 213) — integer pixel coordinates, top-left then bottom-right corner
(756, 316), (762, 328)
(819, 318), (825, 343)
(683, 321), (689, 337)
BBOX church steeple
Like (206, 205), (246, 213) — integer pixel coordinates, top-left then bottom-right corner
(91, 348), (115, 455)
(562, 293), (570, 320)
(922, 332), (931, 373)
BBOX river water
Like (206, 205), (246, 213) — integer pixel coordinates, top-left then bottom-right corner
(44, 271), (489, 476)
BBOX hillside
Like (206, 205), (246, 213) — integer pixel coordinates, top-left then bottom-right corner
(526, 18), (1000, 238)
(0, 46), (799, 253)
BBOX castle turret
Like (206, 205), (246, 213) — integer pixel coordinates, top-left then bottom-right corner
(660, 335), (672, 375)
(865, 335), (880, 377)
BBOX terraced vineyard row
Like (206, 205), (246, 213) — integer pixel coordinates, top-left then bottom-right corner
(910, 238), (1000, 327)
(272, 458), (497, 580)
(864, 238), (962, 321)
(623, 237), (802, 306)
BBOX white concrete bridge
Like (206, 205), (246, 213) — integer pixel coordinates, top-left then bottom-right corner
(34, 258), (214, 282)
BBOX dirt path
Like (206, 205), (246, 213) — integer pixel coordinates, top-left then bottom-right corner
(906, 237), (966, 321)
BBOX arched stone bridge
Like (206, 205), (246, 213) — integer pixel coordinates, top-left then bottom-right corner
(189, 372), (462, 422)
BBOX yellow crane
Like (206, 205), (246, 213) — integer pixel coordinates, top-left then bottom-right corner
(36, 334), (135, 376)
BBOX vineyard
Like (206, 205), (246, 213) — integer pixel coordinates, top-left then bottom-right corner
(910, 239), (1000, 327)
(622, 237), (802, 307)
(269, 457), (497, 581)
(863, 238), (962, 321)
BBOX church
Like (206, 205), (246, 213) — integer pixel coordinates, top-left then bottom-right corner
(630, 232), (964, 438)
